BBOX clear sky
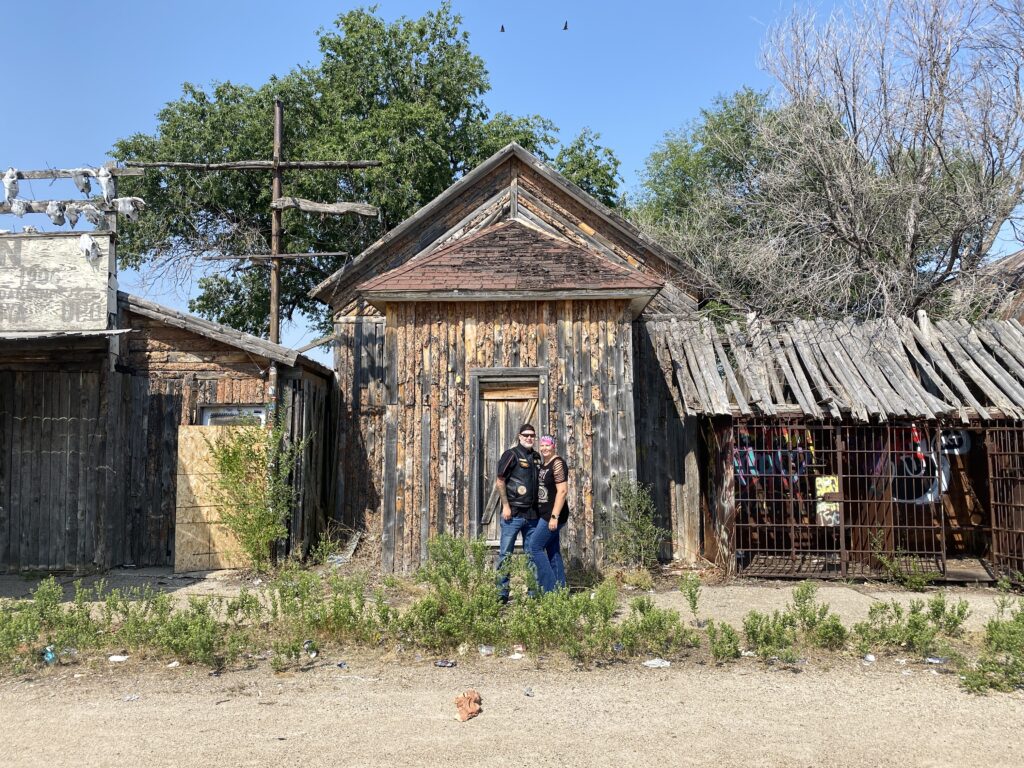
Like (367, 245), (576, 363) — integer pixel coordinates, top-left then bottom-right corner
(2, 0), (826, 356)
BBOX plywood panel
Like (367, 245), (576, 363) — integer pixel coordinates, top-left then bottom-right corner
(174, 425), (250, 572)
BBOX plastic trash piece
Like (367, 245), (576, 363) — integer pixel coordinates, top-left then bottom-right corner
(612, 642), (625, 653)
(642, 658), (671, 668)
(303, 640), (318, 659)
(123, 694), (139, 702)
(523, 687), (534, 697)
(478, 645), (495, 657)
(454, 689), (483, 721)
(42, 646), (56, 665)
(863, 654), (876, 663)
(434, 659), (457, 668)
(512, 644), (525, 654)
(508, 652), (524, 660)
(108, 655), (129, 663)
(741, 650), (756, 657)
(167, 661), (180, 669)
(925, 656), (947, 665)
(336, 661), (349, 670)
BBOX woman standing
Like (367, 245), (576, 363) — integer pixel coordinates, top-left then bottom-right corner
(527, 435), (569, 592)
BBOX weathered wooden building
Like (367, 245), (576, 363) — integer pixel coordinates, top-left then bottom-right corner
(312, 143), (700, 572)
(312, 143), (1024, 580)
(0, 228), (333, 573)
(646, 314), (1024, 582)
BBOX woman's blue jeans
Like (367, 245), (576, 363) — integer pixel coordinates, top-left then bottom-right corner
(528, 518), (567, 593)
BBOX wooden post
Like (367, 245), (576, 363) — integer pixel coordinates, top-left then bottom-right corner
(270, 100), (283, 346)
(268, 101), (284, 414)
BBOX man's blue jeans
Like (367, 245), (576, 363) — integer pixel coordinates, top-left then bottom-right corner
(497, 514), (537, 600)
(527, 519), (567, 593)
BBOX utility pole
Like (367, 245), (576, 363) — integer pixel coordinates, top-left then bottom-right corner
(128, 99), (381, 409)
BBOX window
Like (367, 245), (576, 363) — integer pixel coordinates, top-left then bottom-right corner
(199, 404), (267, 427)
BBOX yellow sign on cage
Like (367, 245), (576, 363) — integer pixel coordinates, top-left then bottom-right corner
(815, 475), (840, 526)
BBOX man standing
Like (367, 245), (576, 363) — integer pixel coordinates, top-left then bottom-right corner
(494, 423), (541, 601)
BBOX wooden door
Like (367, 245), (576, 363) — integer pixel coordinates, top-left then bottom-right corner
(479, 384), (538, 544)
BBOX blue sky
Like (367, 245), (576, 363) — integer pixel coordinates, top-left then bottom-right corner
(2, 1), (821, 355)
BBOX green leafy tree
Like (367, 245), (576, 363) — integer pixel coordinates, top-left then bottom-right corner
(554, 127), (622, 207)
(638, 87), (771, 221)
(112, 4), (619, 334)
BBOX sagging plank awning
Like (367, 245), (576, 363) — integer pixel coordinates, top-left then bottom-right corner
(644, 313), (1024, 422)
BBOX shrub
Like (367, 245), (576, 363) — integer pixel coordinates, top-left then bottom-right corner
(706, 620), (741, 663)
(398, 535), (503, 650)
(154, 597), (229, 667)
(619, 596), (699, 657)
(206, 416), (309, 572)
(604, 478), (668, 571)
(679, 573), (701, 620)
(743, 609), (798, 663)
(788, 581), (848, 649)
(960, 595), (1024, 694)
(852, 595), (968, 657)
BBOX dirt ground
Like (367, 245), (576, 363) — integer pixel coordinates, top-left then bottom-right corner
(1, 569), (1022, 767)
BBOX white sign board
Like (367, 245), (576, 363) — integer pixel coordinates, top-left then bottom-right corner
(0, 233), (114, 332)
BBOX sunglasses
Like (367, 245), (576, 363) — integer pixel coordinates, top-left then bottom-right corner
(520, 433), (536, 438)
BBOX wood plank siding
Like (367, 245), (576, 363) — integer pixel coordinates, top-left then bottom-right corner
(0, 304), (334, 573)
(338, 299), (639, 572)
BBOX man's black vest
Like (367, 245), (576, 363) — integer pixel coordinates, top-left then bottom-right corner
(506, 444), (540, 509)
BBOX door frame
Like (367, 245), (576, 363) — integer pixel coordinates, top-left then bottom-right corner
(468, 367), (548, 540)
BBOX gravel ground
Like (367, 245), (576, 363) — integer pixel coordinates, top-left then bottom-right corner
(1, 648), (1021, 768)
(1, 568), (1021, 767)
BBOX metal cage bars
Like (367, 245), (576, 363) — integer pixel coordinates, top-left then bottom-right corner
(732, 419), (949, 579)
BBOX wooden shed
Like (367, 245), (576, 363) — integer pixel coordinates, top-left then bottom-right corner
(0, 230), (334, 573)
(645, 313), (1024, 582)
(312, 143), (699, 572)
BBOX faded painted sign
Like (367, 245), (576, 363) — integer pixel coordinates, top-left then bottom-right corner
(815, 475), (840, 526)
(0, 233), (113, 332)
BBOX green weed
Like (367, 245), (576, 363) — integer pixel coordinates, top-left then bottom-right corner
(743, 609), (799, 663)
(679, 573), (701, 620)
(852, 594), (968, 658)
(706, 619), (741, 663)
(619, 596), (699, 657)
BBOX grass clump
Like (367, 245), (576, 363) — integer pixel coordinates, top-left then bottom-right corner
(605, 478), (668, 571)
(960, 593), (1024, 694)
(742, 609), (799, 664)
(619, 596), (699, 657)
(852, 594), (969, 658)
(706, 619), (741, 663)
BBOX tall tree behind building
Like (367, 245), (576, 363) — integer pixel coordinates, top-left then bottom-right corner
(636, 0), (1024, 320)
(112, 4), (620, 334)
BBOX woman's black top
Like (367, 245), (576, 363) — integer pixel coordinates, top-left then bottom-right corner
(537, 455), (570, 522)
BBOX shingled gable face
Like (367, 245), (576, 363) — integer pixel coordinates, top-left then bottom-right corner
(310, 142), (696, 317)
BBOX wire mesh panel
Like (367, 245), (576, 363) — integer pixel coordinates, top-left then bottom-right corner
(988, 423), (1024, 584)
(732, 420), (946, 579)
